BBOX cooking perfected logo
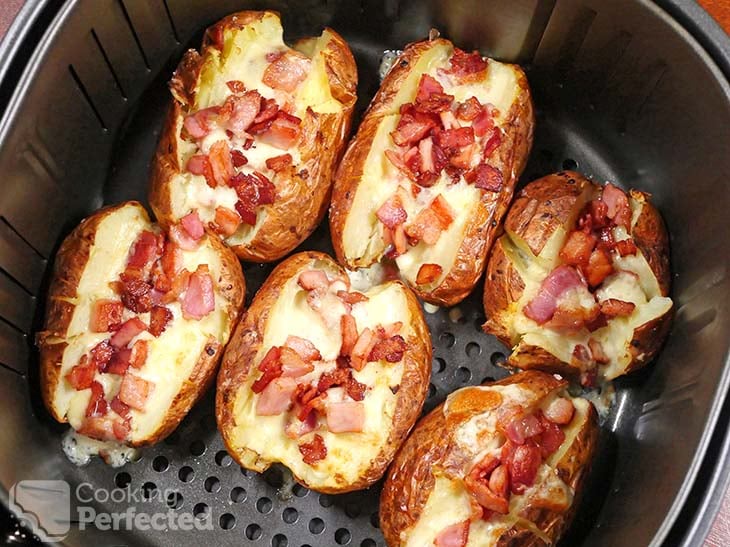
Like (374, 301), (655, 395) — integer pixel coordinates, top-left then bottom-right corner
(9, 479), (212, 540)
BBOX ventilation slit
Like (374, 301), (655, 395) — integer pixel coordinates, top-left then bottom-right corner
(162, 0), (180, 44)
(68, 65), (107, 130)
(1, 217), (47, 260)
(90, 29), (128, 99)
(117, 0), (151, 69)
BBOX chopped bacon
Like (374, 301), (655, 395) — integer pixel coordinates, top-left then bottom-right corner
(148, 305), (173, 337)
(340, 314), (358, 357)
(230, 149), (248, 167)
(544, 398), (575, 425)
(284, 336), (322, 362)
(180, 211), (205, 241)
(547, 298), (600, 333)
(416, 263), (443, 285)
(85, 381), (108, 417)
(507, 443), (541, 494)
(601, 183), (631, 228)
(405, 194), (454, 245)
(110, 317), (147, 348)
(571, 344), (592, 369)
(119, 274), (154, 313)
(588, 338), (609, 364)
(89, 340), (114, 372)
(465, 163), (503, 191)
(368, 335), (407, 363)
(482, 129), (502, 160)
(128, 339), (148, 369)
(535, 417), (565, 458)
(66, 357), (96, 390)
(600, 298), (636, 317)
(220, 90), (261, 137)
(391, 106), (439, 147)
(265, 153), (293, 172)
(472, 107), (495, 137)
(182, 265), (215, 320)
(448, 49), (488, 77)
(231, 171), (276, 225)
(186, 154), (216, 187)
(77, 416), (117, 440)
(581, 199), (610, 231)
(376, 195), (407, 229)
(210, 206), (240, 237)
(280, 347), (314, 378)
(378, 322), (404, 337)
(169, 223), (201, 251)
(336, 290), (368, 305)
(161, 241), (182, 281)
(419, 137), (435, 172)
(257, 111), (302, 150)
(440, 110), (460, 130)
(285, 410), (317, 439)
(614, 238), (638, 256)
(127, 231), (160, 271)
(464, 455), (508, 514)
(110, 396), (130, 420)
(253, 97), (279, 125)
(226, 80), (245, 93)
(435, 127), (475, 150)
(505, 413), (543, 445)
(392, 224), (408, 256)
(584, 247), (614, 287)
(90, 299), (123, 332)
(262, 50), (311, 92)
(118, 373), (154, 411)
(560, 230), (597, 266)
(326, 401), (365, 433)
(183, 106), (220, 140)
(209, 140), (234, 186)
(416, 74), (445, 102)
(350, 327), (376, 371)
(251, 347), (283, 393)
(523, 266), (583, 324)
(298, 270), (330, 291)
(105, 348), (131, 375)
(434, 520), (470, 547)
(299, 433), (327, 465)
(456, 97), (482, 121)
(256, 376), (297, 415)
(489, 464), (510, 499)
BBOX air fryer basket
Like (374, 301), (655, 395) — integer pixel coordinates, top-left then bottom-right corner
(0, 0), (728, 545)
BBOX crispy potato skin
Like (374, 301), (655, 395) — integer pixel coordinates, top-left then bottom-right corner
(483, 172), (672, 379)
(216, 251), (432, 493)
(37, 202), (246, 446)
(380, 371), (599, 546)
(329, 38), (534, 307)
(149, 11), (357, 262)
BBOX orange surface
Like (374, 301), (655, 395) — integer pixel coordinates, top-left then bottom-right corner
(699, 0), (730, 34)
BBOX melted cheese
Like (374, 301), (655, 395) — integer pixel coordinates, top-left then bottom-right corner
(341, 43), (522, 287)
(230, 262), (411, 490)
(51, 203), (234, 444)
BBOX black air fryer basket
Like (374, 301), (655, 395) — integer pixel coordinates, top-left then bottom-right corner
(0, 1), (729, 546)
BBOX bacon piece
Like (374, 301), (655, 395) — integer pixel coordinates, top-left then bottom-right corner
(110, 396), (130, 420)
(262, 50), (311, 92)
(391, 105), (439, 147)
(285, 410), (318, 439)
(571, 344), (592, 369)
(231, 171), (277, 225)
(507, 443), (541, 494)
(601, 183), (631, 228)
(416, 263), (442, 285)
(280, 347), (314, 378)
(416, 74), (445, 102)
(317, 368), (366, 402)
(336, 291), (368, 305)
(489, 465), (510, 500)
(257, 111), (302, 150)
(465, 163), (503, 191)
(368, 335), (407, 363)
(66, 356), (96, 390)
(600, 298), (636, 317)
(614, 238), (638, 256)
(89, 340), (114, 372)
(230, 149), (248, 168)
(212, 207), (241, 237)
(90, 299), (123, 332)
(588, 338), (609, 364)
(505, 413), (543, 445)
(523, 265), (583, 324)
(376, 194), (407, 229)
(169, 223), (201, 251)
(448, 49), (488, 77)
(220, 90), (261, 137)
(183, 106), (220, 139)
(298, 270), (330, 291)
(110, 317), (147, 348)
(584, 247), (614, 287)
(350, 327), (377, 371)
(340, 314), (358, 357)
(405, 194), (454, 245)
(251, 347), (283, 394)
(326, 401), (365, 433)
(253, 97), (279, 125)
(434, 520), (470, 547)
(147, 306), (171, 337)
(77, 416), (117, 441)
(85, 381), (108, 417)
(472, 107), (495, 137)
(226, 80), (245, 93)
(299, 433), (327, 465)
(482, 129), (502, 160)
(465, 455), (508, 514)
(535, 417), (565, 457)
(182, 265), (215, 320)
(118, 373), (154, 411)
(544, 398), (575, 425)
(440, 110), (460, 130)
(456, 97), (482, 121)
(161, 240), (183, 280)
(560, 230), (597, 266)
(186, 154), (216, 187)
(209, 140), (234, 186)
(284, 336), (322, 362)
(265, 153), (293, 172)
(435, 127), (475, 150)
(256, 376), (297, 415)
(127, 230), (160, 271)
(180, 211), (205, 241)
(105, 348), (131, 375)
(128, 339), (148, 369)
(547, 300), (600, 333)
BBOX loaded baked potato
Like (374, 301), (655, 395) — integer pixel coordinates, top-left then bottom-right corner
(380, 370), (598, 546)
(216, 251), (431, 493)
(37, 202), (245, 446)
(330, 36), (534, 306)
(150, 10), (357, 262)
(483, 172), (672, 385)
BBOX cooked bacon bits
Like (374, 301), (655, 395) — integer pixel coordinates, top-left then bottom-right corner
(544, 397), (575, 425)
(149, 305), (173, 337)
(376, 194), (408, 229)
(90, 299), (123, 332)
(434, 520), (470, 547)
(119, 276), (153, 313)
(559, 230), (597, 266)
(251, 347), (283, 394)
(86, 381), (109, 417)
(186, 154), (216, 188)
(262, 50), (311, 93)
(416, 263), (443, 285)
(448, 49), (488, 78)
(212, 207), (242, 236)
(180, 211), (205, 241)
(585, 247), (613, 287)
(464, 163), (503, 191)
(368, 335), (407, 363)
(110, 317), (147, 348)
(230, 149), (248, 168)
(118, 373), (154, 411)
(600, 298), (636, 317)
(66, 356), (96, 390)
(231, 171), (276, 226)
(265, 153), (293, 172)
(404, 194), (454, 246)
(226, 80), (246, 94)
(182, 264), (215, 320)
(299, 433), (327, 465)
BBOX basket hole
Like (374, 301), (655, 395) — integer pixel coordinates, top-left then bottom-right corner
(319, 494), (333, 507)
(428, 383), (437, 399)
(152, 455), (169, 472)
(193, 503), (210, 520)
(204, 476), (221, 493)
(465, 342), (481, 357)
(246, 523), (263, 540)
(178, 466), (195, 483)
(231, 486), (247, 503)
(562, 158), (578, 170)
(282, 507), (299, 523)
(361, 540), (377, 547)
(433, 357), (446, 374)
(115, 472), (131, 488)
(370, 512), (380, 528)
(335, 528), (352, 545)
(482, 376), (496, 384)
(345, 503), (361, 518)
(215, 450), (232, 467)
(439, 332), (455, 348)
(490, 352), (506, 366)
(263, 466), (284, 487)
(456, 367), (472, 383)
(309, 517), (325, 534)
(219, 513), (236, 530)
(272, 533), (288, 547)
(142, 482), (157, 500)
(473, 316), (486, 331)
(189, 440), (206, 457)
(166, 491), (183, 510)
(293, 483), (309, 497)
(257, 496), (273, 514)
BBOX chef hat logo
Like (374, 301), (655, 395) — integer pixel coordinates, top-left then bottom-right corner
(9, 480), (70, 542)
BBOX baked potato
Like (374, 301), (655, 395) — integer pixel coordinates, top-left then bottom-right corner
(380, 370), (598, 546)
(483, 172), (672, 385)
(329, 37), (534, 306)
(37, 201), (245, 447)
(149, 10), (357, 262)
(216, 251), (431, 493)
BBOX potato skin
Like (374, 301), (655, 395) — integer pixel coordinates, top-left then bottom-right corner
(380, 371), (599, 546)
(37, 201), (246, 446)
(149, 11), (357, 262)
(483, 171), (672, 379)
(329, 38), (534, 307)
(216, 251), (432, 493)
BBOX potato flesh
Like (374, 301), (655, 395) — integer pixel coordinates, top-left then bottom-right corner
(230, 264), (411, 490)
(172, 14), (342, 246)
(403, 391), (590, 546)
(507, 197), (671, 378)
(50, 203), (232, 443)
(341, 43), (521, 288)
